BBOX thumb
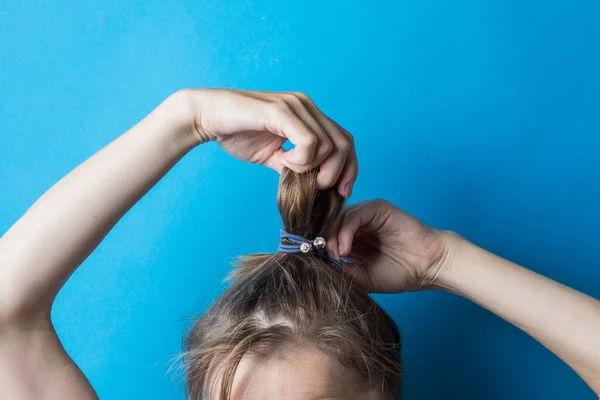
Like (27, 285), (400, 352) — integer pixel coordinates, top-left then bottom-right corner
(264, 147), (285, 173)
(336, 201), (374, 257)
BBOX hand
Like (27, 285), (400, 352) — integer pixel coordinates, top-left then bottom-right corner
(174, 88), (358, 197)
(335, 199), (455, 293)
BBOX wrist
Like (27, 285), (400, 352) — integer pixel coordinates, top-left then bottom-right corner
(430, 232), (501, 298)
(425, 230), (472, 292)
(162, 89), (214, 147)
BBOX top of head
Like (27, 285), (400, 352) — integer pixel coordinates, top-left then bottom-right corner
(184, 168), (402, 400)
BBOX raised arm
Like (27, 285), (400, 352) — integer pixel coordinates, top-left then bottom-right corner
(0, 89), (357, 399)
(0, 92), (197, 324)
(336, 199), (600, 395)
(439, 234), (600, 394)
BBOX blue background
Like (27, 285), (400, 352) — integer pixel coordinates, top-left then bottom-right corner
(1, 1), (599, 399)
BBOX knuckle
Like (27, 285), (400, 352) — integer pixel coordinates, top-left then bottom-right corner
(293, 91), (312, 103)
(337, 138), (351, 153)
(343, 209), (358, 224)
(281, 93), (303, 109)
(335, 123), (354, 141)
(340, 128), (355, 144)
(321, 139), (334, 155)
(346, 132), (355, 144)
(270, 98), (292, 114)
(283, 92), (299, 102)
(301, 134), (318, 148)
(372, 198), (390, 208)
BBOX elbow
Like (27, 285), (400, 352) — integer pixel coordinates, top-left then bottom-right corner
(0, 271), (51, 329)
(0, 293), (51, 330)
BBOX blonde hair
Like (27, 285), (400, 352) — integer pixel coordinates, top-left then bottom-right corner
(183, 169), (402, 399)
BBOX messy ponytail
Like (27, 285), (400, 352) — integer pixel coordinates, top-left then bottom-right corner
(183, 169), (402, 399)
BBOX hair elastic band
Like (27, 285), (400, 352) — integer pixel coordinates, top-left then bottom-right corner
(278, 229), (343, 271)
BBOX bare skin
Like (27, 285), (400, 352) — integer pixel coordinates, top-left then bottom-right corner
(1, 88), (598, 399)
(0, 89), (357, 400)
(209, 346), (381, 400)
(336, 199), (600, 395)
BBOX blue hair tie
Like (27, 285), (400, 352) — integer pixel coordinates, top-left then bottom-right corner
(278, 229), (343, 271)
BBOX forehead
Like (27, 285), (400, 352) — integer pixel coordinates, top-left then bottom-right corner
(209, 347), (381, 400)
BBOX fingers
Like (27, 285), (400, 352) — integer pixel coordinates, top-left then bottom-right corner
(266, 92), (357, 194)
(310, 116), (350, 192)
(264, 147), (286, 173)
(276, 95), (334, 172)
(266, 101), (321, 169)
(327, 211), (371, 289)
(297, 95), (357, 196)
(336, 200), (380, 257)
(192, 89), (356, 185)
(330, 120), (358, 197)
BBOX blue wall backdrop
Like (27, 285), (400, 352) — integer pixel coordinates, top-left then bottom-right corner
(1, 1), (599, 399)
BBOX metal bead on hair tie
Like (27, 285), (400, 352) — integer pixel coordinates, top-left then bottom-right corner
(313, 236), (326, 249)
(299, 242), (312, 253)
(299, 236), (325, 253)
(277, 229), (341, 271)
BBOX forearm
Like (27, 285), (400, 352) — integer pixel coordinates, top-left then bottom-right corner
(437, 234), (600, 394)
(0, 91), (198, 321)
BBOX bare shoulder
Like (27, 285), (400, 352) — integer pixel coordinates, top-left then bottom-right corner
(0, 317), (98, 400)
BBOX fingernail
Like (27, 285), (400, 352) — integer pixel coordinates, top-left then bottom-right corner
(339, 241), (348, 257)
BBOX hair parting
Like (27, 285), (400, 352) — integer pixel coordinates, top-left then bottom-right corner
(183, 169), (402, 399)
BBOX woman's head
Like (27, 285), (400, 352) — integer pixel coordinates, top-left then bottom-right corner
(184, 169), (402, 399)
